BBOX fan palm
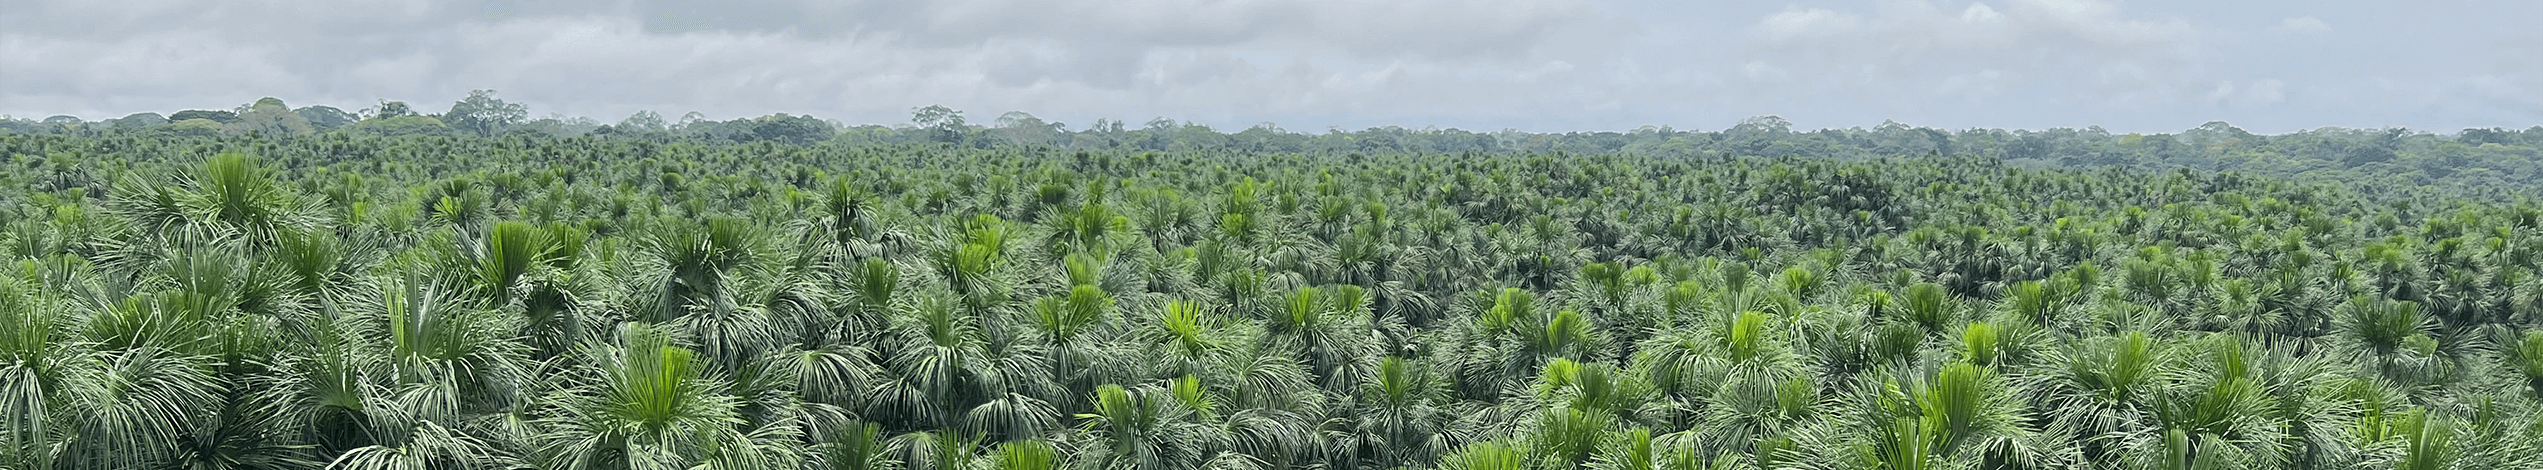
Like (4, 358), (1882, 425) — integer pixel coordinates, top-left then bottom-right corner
(269, 226), (373, 306)
(754, 343), (878, 416)
(1436, 440), (1526, 470)
(1699, 371), (1818, 459)
(931, 214), (1021, 319)
(985, 439), (1062, 470)
(2134, 337), (2286, 470)
(534, 323), (797, 470)
(1076, 383), (1223, 470)
(2505, 331), (2543, 399)
(2388, 409), (2456, 470)
(810, 420), (895, 470)
(1910, 362), (2045, 467)
(1268, 285), (1374, 393)
(474, 221), (588, 358)
(645, 216), (765, 323)
(185, 153), (324, 245)
(1464, 288), (1597, 395)
(2031, 331), (2167, 465)
(323, 420), (511, 470)
(872, 295), (1056, 433)
(1591, 427), (1734, 470)
(842, 257), (900, 336)
(342, 272), (528, 426)
(823, 177), (906, 259)
(1151, 300), (1237, 381)
(1344, 356), (1453, 469)
(0, 273), (67, 466)
(57, 345), (224, 469)
(2339, 295), (2431, 358)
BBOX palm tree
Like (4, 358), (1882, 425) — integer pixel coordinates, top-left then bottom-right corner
(2340, 295), (2431, 358)
(1528, 405), (1615, 470)
(1150, 300), (1238, 382)
(533, 323), (799, 470)
(753, 340), (878, 420)
(1435, 440), (1525, 470)
(1591, 428), (1732, 470)
(1908, 362), (2047, 467)
(1075, 383), (1223, 470)
(930, 214), (1022, 321)
(1698, 371), (1817, 461)
(1899, 283), (1956, 337)
(884, 430), (978, 470)
(841, 257), (901, 340)
(473, 221), (587, 358)
(871, 295), (1056, 434)
(810, 420), (895, 470)
(2504, 331), (2543, 399)
(269, 226), (374, 310)
(57, 343), (224, 469)
(1268, 285), (1374, 393)
(345, 272), (528, 424)
(822, 177), (909, 260)
(2031, 331), (2166, 465)
(1027, 283), (1139, 414)
(2135, 337), (2286, 470)
(185, 153), (324, 246)
(984, 439), (1062, 470)
(1456, 288), (1597, 397)
(0, 274), (73, 469)
(644, 216), (765, 324)
(323, 420), (511, 470)
(1340, 356), (1453, 469)
(2388, 409), (2456, 470)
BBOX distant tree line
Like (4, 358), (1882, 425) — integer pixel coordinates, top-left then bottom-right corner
(5, 95), (2542, 197)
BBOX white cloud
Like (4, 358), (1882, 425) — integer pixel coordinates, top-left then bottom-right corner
(1960, 3), (2003, 22)
(2245, 80), (2288, 106)
(1743, 61), (1788, 81)
(1757, 8), (1862, 41)
(2208, 79), (2287, 107)
(0, 0), (1625, 128)
(1516, 60), (1575, 83)
(2277, 16), (2330, 32)
(1939, 70), (2012, 100)
(1750, 0), (2200, 56)
(0, 30), (304, 100)
(1738, 0), (2207, 115)
(2015, 0), (2195, 45)
(2464, 74), (2527, 98)
(2207, 81), (2237, 100)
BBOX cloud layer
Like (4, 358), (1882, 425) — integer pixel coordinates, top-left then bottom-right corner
(0, 0), (2535, 133)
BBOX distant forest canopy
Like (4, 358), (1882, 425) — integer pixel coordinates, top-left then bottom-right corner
(7, 91), (2542, 194)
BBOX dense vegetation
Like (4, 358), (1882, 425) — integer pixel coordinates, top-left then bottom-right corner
(13, 95), (2543, 195)
(2, 103), (2543, 470)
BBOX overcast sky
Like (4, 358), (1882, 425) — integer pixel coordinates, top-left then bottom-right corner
(2, 0), (2536, 134)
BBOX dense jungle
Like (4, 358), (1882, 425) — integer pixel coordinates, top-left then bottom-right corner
(3, 99), (2543, 470)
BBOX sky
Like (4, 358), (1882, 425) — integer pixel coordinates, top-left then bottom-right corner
(1, 0), (2537, 134)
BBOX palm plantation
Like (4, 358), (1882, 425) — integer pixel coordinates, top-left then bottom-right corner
(0, 121), (2537, 470)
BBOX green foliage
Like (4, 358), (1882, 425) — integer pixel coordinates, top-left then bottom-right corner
(0, 125), (2533, 470)
(2512, 331), (2543, 398)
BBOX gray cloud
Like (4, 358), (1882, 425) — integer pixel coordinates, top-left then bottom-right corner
(0, 0), (2533, 133)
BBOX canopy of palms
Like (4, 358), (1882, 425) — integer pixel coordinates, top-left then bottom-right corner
(0, 125), (2534, 470)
